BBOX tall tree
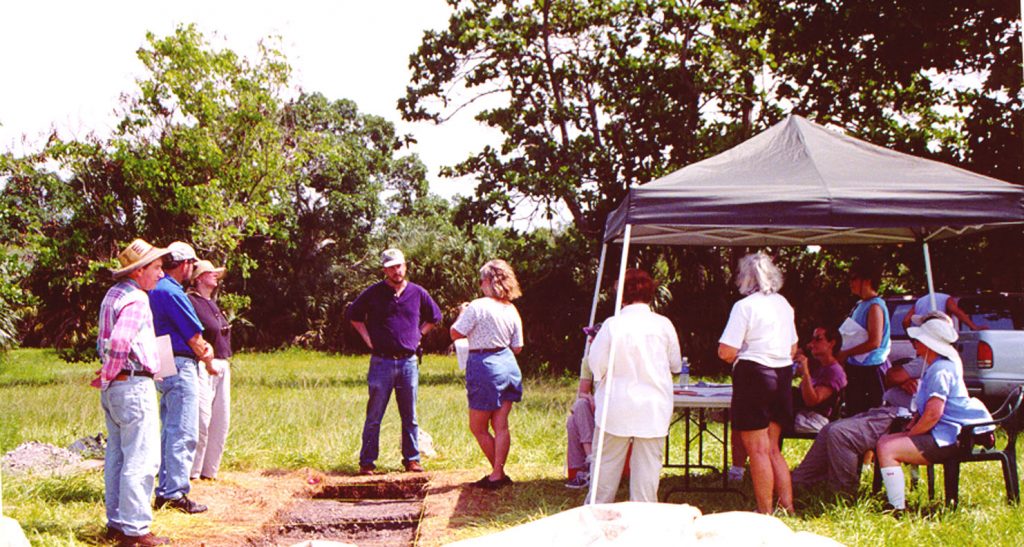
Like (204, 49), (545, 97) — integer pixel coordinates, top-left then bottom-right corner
(401, 0), (772, 235)
(762, 0), (1022, 182)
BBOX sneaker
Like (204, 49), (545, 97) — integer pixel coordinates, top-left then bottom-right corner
(117, 532), (170, 546)
(156, 495), (207, 514)
(565, 472), (590, 489)
(359, 464), (377, 476)
(404, 460), (425, 473)
(727, 467), (745, 483)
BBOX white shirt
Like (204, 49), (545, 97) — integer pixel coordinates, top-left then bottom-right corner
(587, 303), (683, 438)
(451, 297), (523, 350)
(719, 292), (798, 368)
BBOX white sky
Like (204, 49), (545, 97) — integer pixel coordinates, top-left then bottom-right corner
(0, 0), (499, 199)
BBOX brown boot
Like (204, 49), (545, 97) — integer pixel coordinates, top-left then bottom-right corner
(118, 532), (170, 546)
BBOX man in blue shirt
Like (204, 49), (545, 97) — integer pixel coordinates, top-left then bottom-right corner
(347, 248), (442, 475)
(149, 241), (214, 514)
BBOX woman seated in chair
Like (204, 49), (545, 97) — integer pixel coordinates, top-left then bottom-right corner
(876, 311), (993, 513)
(791, 326), (848, 433)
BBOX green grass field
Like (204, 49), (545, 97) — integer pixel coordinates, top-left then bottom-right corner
(2, 348), (1023, 546)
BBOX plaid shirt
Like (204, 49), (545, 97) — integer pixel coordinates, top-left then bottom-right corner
(96, 279), (160, 390)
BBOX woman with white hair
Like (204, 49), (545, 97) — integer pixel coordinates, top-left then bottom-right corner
(451, 259), (525, 490)
(718, 252), (798, 514)
(876, 311), (993, 513)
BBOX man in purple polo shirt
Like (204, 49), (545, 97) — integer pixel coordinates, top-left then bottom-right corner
(347, 248), (442, 475)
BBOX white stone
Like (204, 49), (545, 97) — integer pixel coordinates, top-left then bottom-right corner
(448, 503), (844, 546)
(0, 516), (31, 547)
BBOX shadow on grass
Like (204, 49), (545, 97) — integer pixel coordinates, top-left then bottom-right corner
(233, 369), (464, 390)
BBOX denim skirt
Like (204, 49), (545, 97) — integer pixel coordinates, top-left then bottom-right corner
(465, 348), (523, 411)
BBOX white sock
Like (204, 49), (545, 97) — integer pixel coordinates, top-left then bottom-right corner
(881, 466), (906, 509)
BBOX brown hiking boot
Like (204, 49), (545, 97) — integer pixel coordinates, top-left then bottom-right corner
(118, 532), (170, 546)
(404, 460), (424, 473)
(359, 464), (377, 476)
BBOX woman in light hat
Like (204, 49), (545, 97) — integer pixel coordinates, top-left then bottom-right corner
(876, 310), (993, 513)
(186, 259), (232, 481)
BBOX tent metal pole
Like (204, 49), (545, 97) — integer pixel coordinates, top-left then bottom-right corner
(923, 240), (937, 311)
(583, 244), (609, 354)
(587, 224), (632, 505)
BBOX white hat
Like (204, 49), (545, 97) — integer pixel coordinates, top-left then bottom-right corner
(110, 239), (171, 278)
(907, 311), (959, 362)
(380, 248), (405, 268)
(167, 241), (198, 262)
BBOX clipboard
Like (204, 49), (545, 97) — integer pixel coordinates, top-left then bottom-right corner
(154, 335), (177, 379)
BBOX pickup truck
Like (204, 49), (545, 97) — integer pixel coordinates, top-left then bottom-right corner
(886, 293), (1024, 408)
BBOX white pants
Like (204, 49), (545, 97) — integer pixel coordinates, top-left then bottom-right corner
(191, 360), (231, 479)
(588, 430), (664, 504)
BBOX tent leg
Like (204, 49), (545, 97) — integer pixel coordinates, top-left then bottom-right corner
(588, 225), (632, 505)
(583, 244), (608, 354)
(923, 241), (937, 311)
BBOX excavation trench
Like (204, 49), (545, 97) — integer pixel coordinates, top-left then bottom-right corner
(258, 476), (429, 546)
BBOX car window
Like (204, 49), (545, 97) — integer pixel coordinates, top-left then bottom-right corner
(889, 302), (914, 338)
(959, 295), (1024, 330)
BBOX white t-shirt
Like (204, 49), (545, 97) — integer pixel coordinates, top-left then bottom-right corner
(451, 297), (523, 350)
(913, 293), (959, 329)
(587, 303), (683, 438)
(719, 292), (798, 368)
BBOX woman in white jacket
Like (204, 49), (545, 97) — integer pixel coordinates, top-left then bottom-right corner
(587, 268), (682, 504)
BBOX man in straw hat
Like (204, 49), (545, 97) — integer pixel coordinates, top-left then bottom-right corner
(97, 238), (171, 546)
(148, 241), (215, 514)
(347, 248), (442, 475)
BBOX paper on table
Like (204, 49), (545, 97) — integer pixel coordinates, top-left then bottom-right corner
(674, 385), (732, 397)
(154, 335), (177, 380)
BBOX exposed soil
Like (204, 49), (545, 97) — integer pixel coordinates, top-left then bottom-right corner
(127, 469), (493, 547)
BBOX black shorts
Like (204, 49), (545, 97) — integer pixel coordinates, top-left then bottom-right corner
(731, 360), (794, 431)
(910, 433), (960, 463)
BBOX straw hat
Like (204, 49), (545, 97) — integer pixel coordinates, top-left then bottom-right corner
(110, 239), (170, 278)
(191, 260), (226, 282)
(906, 311), (959, 362)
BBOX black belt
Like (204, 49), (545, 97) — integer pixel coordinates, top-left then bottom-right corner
(173, 353), (197, 360)
(469, 347), (507, 354)
(372, 351), (415, 360)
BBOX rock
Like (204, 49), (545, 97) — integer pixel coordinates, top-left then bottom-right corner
(448, 502), (702, 546)
(418, 428), (437, 458)
(448, 503), (844, 546)
(67, 433), (106, 459)
(0, 516), (31, 547)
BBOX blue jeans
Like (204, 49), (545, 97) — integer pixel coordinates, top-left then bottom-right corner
(360, 355), (419, 467)
(102, 376), (160, 536)
(155, 356), (199, 499)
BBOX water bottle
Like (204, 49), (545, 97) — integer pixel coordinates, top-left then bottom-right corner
(680, 356), (690, 386)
